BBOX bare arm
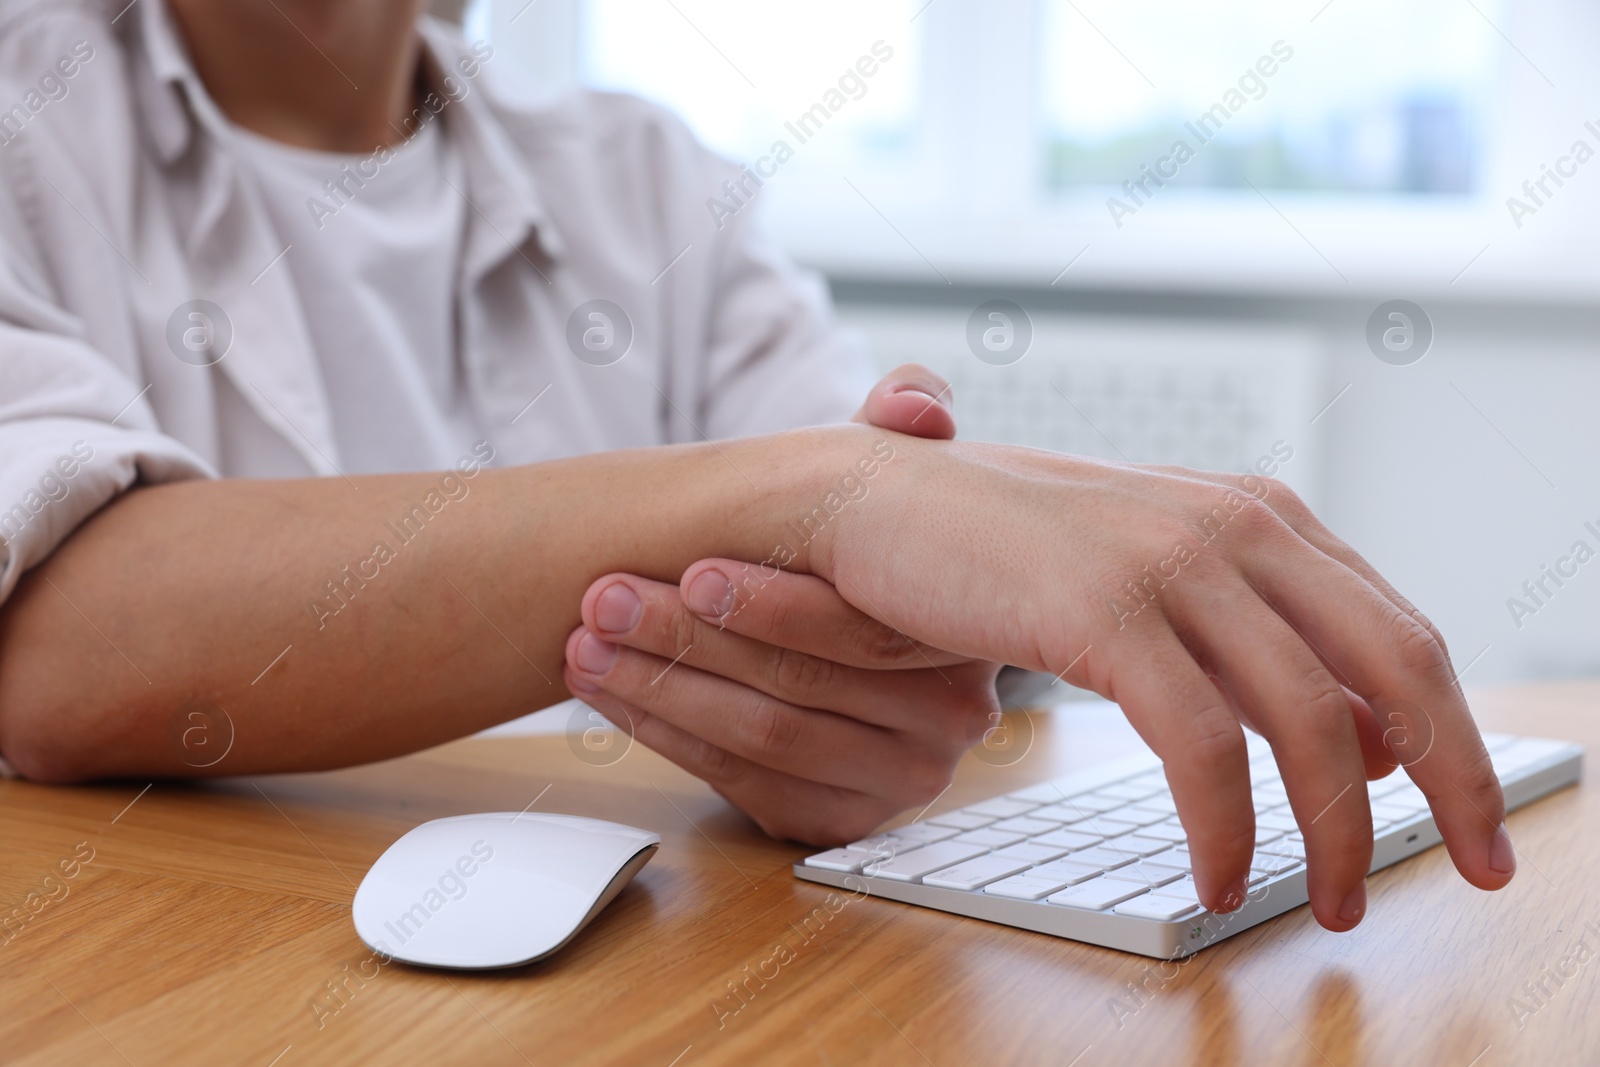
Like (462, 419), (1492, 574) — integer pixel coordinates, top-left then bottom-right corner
(0, 421), (1510, 934)
(0, 429), (856, 780)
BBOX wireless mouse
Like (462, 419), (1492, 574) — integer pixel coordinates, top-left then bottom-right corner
(351, 812), (659, 969)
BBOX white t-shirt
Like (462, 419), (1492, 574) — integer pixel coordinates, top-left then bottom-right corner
(227, 115), (485, 475)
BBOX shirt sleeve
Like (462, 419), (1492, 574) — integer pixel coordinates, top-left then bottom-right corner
(698, 202), (875, 439)
(0, 207), (214, 613)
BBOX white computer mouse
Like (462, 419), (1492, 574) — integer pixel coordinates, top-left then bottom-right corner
(351, 812), (659, 969)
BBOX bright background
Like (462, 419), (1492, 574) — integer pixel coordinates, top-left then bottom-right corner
(466, 0), (1600, 691)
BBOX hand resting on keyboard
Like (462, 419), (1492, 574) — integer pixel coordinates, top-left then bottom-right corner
(567, 427), (1512, 934)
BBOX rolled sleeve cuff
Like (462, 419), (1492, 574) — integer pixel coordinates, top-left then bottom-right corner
(0, 416), (215, 607)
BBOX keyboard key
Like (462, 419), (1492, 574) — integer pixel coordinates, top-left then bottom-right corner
(1030, 803), (1094, 824)
(994, 842), (1072, 864)
(1131, 796), (1179, 817)
(864, 841), (991, 881)
(1105, 808), (1169, 827)
(1104, 835), (1173, 857)
(1259, 838), (1306, 860)
(1124, 769), (1169, 788)
(845, 835), (906, 856)
(1149, 876), (1200, 902)
(1385, 786), (1427, 808)
(1032, 828), (1104, 851)
(1049, 794), (1126, 817)
(1028, 859), (1108, 885)
(1114, 894), (1204, 921)
(1140, 850), (1193, 874)
(1257, 812), (1299, 833)
(954, 829), (1028, 848)
(1255, 828), (1284, 847)
(1095, 781), (1165, 802)
(1103, 862), (1185, 888)
(1130, 823), (1186, 843)
(1064, 846), (1141, 870)
(991, 816), (1063, 835)
(925, 811), (996, 831)
(985, 874), (1078, 900)
(966, 798), (1039, 819)
(1075, 817), (1143, 839)
(888, 824), (961, 846)
(1250, 852), (1302, 875)
(1048, 877), (1150, 911)
(803, 848), (881, 873)
(922, 855), (1033, 891)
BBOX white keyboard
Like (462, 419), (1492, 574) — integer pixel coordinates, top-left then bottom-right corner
(795, 731), (1584, 959)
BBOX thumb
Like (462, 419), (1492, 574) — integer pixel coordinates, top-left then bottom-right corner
(851, 363), (956, 440)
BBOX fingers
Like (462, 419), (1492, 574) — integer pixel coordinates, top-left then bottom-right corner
(852, 362), (956, 440)
(679, 560), (969, 669)
(1169, 469), (1454, 661)
(1175, 583), (1374, 931)
(563, 624), (946, 795)
(1344, 689), (1401, 781)
(579, 573), (978, 731)
(1220, 513), (1511, 892)
(1105, 626), (1256, 914)
(569, 689), (891, 845)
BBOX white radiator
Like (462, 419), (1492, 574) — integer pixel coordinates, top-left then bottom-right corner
(840, 307), (1327, 507)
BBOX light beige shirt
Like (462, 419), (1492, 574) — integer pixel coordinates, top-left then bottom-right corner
(0, 0), (872, 607)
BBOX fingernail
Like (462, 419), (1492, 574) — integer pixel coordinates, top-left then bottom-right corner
(890, 384), (940, 403)
(594, 584), (641, 634)
(686, 570), (734, 618)
(573, 632), (618, 675)
(1489, 821), (1517, 875)
(1338, 880), (1367, 925)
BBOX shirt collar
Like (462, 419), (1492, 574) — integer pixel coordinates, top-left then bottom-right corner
(131, 0), (563, 262)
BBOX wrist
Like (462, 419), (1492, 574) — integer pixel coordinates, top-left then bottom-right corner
(720, 425), (913, 583)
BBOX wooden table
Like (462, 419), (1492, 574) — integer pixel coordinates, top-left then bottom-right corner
(2, 682), (1596, 1066)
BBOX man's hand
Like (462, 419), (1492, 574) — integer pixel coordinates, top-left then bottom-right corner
(563, 565), (1002, 843)
(802, 438), (1513, 933)
(563, 363), (1000, 844)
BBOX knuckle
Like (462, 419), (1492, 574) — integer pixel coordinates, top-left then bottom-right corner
(694, 735), (738, 786)
(746, 694), (804, 761)
(1228, 494), (1281, 535)
(772, 646), (835, 699)
(1413, 611), (1452, 662)
(1291, 669), (1354, 740)
(644, 594), (700, 656)
(1390, 613), (1452, 679)
(857, 616), (918, 667)
(1254, 476), (1304, 513)
(1185, 705), (1247, 770)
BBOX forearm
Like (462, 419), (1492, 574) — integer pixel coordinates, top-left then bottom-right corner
(0, 427), (868, 779)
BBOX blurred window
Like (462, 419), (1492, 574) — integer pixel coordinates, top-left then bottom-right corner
(578, 0), (922, 172)
(1038, 0), (1506, 194)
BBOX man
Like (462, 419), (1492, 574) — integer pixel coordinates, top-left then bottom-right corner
(0, 0), (1513, 934)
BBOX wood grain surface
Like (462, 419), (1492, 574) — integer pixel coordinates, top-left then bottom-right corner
(1, 683), (1595, 1066)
